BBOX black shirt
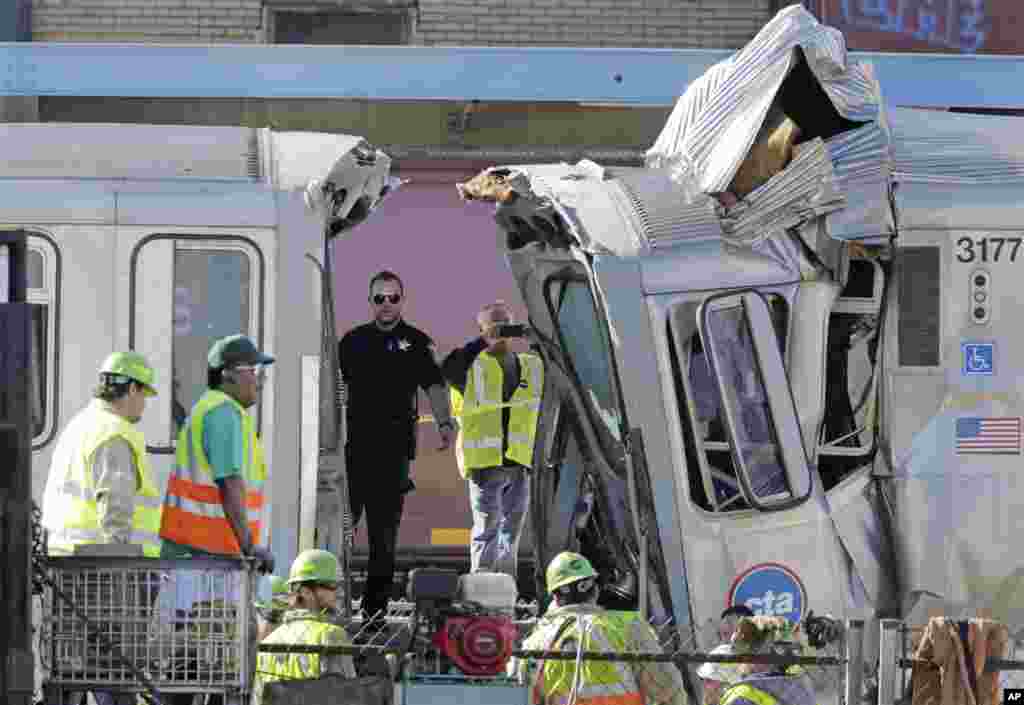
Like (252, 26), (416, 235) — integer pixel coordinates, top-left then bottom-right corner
(339, 320), (444, 457)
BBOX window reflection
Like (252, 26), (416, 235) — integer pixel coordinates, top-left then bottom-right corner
(704, 305), (789, 501)
(31, 304), (47, 438)
(172, 250), (252, 433)
(670, 295), (791, 512)
(548, 279), (625, 468)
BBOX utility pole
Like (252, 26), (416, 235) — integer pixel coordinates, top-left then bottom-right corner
(0, 230), (35, 705)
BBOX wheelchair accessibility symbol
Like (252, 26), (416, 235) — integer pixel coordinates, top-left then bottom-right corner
(962, 343), (994, 376)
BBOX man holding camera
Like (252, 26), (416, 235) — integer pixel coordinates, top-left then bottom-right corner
(442, 301), (543, 577)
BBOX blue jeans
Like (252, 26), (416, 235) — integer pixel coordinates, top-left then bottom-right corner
(468, 466), (529, 577)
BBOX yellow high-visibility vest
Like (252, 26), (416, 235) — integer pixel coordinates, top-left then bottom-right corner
(42, 400), (162, 556)
(253, 611), (356, 704)
(525, 610), (644, 705)
(450, 352), (543, 478)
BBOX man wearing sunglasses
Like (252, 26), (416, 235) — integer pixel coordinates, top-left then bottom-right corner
(338, 270), (455, 626)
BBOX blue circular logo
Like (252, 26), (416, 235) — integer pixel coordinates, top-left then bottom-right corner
(727, 563), (807, 623)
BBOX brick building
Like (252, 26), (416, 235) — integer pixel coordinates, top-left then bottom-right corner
(30, 0), (777, 48)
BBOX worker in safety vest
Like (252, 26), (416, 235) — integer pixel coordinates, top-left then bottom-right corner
(719, 616), (816, 705)
(42, 351), (162, 557)
(252, 549), (357, 705)
(697, 644), (743, 705)
(442, 301), (542, 577)
(511, 552), (687, 705)
(159, 334), (275, 572)
(41, 352), (162, 705)
(255, 574), (291, 641)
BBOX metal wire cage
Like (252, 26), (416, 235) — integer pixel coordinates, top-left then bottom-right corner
(39, 556), (256, 698)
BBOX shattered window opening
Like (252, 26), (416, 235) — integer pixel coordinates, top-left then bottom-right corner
(668, 296), (790, 513)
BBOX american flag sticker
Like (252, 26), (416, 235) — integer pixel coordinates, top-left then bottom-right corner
(955, 417), (1022, 455)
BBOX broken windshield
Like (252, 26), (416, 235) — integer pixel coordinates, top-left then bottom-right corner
(545, 277), (627, 475)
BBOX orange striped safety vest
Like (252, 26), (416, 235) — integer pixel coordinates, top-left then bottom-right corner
(159, 389), (266, 555)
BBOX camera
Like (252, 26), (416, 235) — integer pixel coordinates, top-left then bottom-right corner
(495, 324), (528, 338)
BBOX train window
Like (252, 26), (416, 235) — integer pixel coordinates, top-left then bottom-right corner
(27, 235), (60, 448)
(668, 294), (793, 513)
(545, 276), (627, 476)
(132, 236), (262, 449)
(171, 245), (257, 435)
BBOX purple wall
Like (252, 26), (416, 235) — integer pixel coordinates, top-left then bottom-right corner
(331, 179), (530, 553)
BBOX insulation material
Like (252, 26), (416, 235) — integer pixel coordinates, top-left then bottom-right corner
(728, 105), (803, 200)
(717, 138), (844, 248)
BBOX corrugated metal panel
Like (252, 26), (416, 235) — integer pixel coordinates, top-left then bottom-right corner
(0, 123), (259, 181)
(611, 168), (721, 250)
(822, 118), (894, 239)
(889, 107), (1024, 184)
(646, 5), (884, 200)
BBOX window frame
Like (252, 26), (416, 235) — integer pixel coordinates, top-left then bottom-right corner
(542, 272), (630, 477)
(668, 292), (796, 514)
(26, 231), (61, 450)
(129, 233), (266, 453)
(697, 290), (813, 512)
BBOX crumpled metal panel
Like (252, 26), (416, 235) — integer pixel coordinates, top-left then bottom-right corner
(717, 138), (845, 248)
(645, 5), (882, 202)
(611, 168), (722, 250)
(821, 117), (895, 240)
(889, 107), (1024, 184)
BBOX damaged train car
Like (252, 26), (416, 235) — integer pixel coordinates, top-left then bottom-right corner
(458, 3), (1024, 700)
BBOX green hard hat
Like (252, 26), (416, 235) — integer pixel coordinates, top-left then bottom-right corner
(269, 575), (289, 596)
(287, 549), (339, 586)
(546, 551), (598, 593)
(99, 351), (157, 397)
(207, 334), (275, 370)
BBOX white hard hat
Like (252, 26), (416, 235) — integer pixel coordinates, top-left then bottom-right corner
(697, 644), (743, 684)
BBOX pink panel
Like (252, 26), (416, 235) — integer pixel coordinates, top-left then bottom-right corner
(331, 180), (532, 556)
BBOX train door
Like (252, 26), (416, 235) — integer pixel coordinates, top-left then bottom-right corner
(114, 220), (277, 531)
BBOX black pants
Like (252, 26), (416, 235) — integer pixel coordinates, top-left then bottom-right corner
(346, 444), (407, 622)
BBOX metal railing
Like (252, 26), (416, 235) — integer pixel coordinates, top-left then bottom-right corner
(257, 607), (861, 705)
(38, 556), (257, 704)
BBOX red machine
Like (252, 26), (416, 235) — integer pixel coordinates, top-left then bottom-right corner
(407, 568), (521, 677)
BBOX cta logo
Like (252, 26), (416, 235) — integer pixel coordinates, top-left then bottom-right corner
(727, 563), (807, 622)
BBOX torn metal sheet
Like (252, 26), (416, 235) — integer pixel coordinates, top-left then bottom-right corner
(716, 139), (845, 248)
(645, 5), (882, 200)
(645, 4), (893, 249)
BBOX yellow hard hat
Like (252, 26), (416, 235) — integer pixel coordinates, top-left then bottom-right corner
(546, 551), (597, 593)
(99, 351), (157, 397)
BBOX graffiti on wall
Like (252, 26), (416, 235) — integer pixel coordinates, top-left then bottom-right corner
(818, 0), (1024, 54)
(838, 0), (987, 52)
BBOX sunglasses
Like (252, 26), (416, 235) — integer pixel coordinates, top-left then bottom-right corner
(232, 365), (269, 379)
(372, 293), (402, 305)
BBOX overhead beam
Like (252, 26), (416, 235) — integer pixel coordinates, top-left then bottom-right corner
(1, 43), (1023, 108)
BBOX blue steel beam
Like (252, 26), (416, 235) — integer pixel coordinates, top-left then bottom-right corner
(0, 42), (1022, 108)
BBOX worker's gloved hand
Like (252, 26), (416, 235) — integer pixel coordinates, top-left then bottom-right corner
(803, 610), (842, 649)
(248, 546), (276, 574)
